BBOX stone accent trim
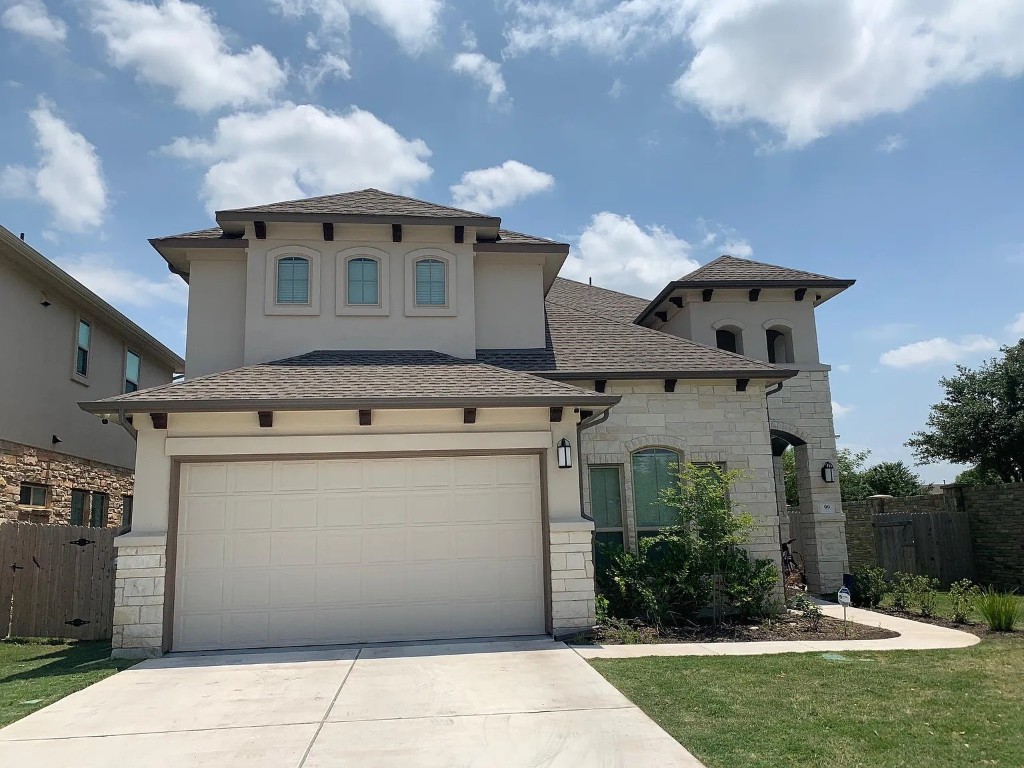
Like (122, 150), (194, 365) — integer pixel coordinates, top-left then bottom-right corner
(549, 521), (596, 636)
(111, 542), (167, 659)
(0, 439), (134, 526)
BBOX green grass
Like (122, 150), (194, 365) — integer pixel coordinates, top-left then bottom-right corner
(593, 635), (1024, 768)
(0, 639), (137, 728)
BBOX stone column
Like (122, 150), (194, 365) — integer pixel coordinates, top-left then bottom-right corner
(548, 520), (596, 638)
(111, 535), (167, 659)
(793, 443), (848, 594)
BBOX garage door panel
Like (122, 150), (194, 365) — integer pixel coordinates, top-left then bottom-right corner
(175, 454), (545, 651)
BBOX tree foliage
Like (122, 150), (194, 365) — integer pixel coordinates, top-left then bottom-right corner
(862, 461), (923, 497)
(782, 447), (872, 505)
(954, 465), (1004, 486)
(907, 341), (1024, 482)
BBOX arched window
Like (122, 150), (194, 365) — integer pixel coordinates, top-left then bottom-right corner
(347, 257), (379, 305)
(631, 448), (681, 536)
(415, 258), (447, 306)
(716, 328), (740, 354)
(766, 327), (794, 364)
(276, 256), (310, 304)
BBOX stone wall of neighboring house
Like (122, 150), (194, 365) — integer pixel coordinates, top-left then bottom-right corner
(578, 379), (782, 571)
(0, 439), (134, 527)
(844, 483), (1024, 590)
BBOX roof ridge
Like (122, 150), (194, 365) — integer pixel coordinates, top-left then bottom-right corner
(217, 188), (494, 219)
(551, 277), (649, 304)
(679, 254), (843, 282)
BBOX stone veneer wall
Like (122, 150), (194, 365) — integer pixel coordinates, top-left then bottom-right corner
(0, 439), (134, 526)
(549, 521), (597, 637)
(844, 484), (1024, 590)
(579, 380), (782, 570)
(111, 541), (167, 658)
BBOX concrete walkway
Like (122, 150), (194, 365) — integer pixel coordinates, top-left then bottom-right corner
(0, 638), (704, 768)
(574, 603), (980, 659)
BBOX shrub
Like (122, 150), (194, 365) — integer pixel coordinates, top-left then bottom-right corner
(790, 594), (823, 631)
(915, 576), (941, 617)
(976, 588), (1021, 632)
(851, 565), (888, 608)
(724, 553), (781, 622)
(595, 616), (660, 645)
(948, 579), (979, 624)
(890, 572), (918, 612)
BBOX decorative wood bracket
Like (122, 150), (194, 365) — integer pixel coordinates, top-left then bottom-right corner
(654, 310), (668, 323)
(454, 226), (465, 244)
(392, 224), (403, 242)
(254, 221), (267, 239)
(150, 413), (167, 430)
(358, 409), (372, 426)
(549, 407), (563, 423)
(736, 378), (750, 392)
(702, 288), (714, 302)
(794, 288), (807, 302)
(749, 288), (761, 302)
(323, 223), (334, 241)
(463, 408), (477, 424)
(258, 411), (273, 428)
(595, 379), (607, 393)
(664, 379), (677, 393)
(669, 296), (684, 308)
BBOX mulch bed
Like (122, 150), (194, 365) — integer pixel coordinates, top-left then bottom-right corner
(591, 615), (899, 645)
(867, 607), (995, 638)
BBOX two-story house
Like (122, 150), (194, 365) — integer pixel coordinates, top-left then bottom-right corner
(81, 190), (853, 658)
(0, 225), (183, 528)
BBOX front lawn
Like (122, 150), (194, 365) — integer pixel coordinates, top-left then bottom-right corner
(593, 634), (1024, 768)
(0, 639), (137, 728)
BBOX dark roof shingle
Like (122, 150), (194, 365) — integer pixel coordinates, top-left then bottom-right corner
(217, 189), (495, 222)
(677, 255), (853, 285)
(81, 350), (616, 413)
(545, 278), (651, 324)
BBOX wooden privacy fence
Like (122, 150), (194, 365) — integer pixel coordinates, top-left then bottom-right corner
(0, 521), (117, 640)
(873, 510), (975, 587)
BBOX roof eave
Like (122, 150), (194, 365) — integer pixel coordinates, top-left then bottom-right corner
(215, 211), (501, 229)
(535, 369), (798, 382)
(79, 393), (621, 414)
(473, 242), (570, 255)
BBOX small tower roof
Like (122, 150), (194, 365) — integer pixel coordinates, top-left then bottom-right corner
(676, 255), (854, 287)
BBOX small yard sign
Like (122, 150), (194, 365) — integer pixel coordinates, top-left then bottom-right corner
(837, 587), (851, 638)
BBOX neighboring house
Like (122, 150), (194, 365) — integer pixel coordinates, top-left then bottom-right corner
(81, 190), (853, 658)
(0, 226), (183, 528)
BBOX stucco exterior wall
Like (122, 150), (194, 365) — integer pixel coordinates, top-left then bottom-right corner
(0, 255), (174, 468)
(662, 289), (821, 364)
(240, 223), (479, 362)
(577, 379), (782, 569)
(185, 255), (246, 378)
(474, 256), (546, 349)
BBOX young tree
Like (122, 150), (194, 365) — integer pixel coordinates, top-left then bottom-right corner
(907, 341), (1024, 482)
(862, 461), (922, 497)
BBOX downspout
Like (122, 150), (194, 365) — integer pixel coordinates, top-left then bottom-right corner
(765, 382), (786, 569)
(576, 407), (612, 521)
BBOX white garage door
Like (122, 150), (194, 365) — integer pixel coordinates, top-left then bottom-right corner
(173, 455), (545, 651)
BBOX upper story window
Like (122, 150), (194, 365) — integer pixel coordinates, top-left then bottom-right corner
(415, 259), (447, 306)
(276, 256), (310, 304)
(716, 328), (740, 354)
(124, 349), (141, 393)
(766, 326), (795, 364)
(347, 257), (380, 306)
(75, 319), (91, 378)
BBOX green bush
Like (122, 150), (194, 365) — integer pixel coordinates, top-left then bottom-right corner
(915, 576), (941, 617)
(890, 572), (918, 612)
(851, 565), (888, 608)
(790, 594), (823, 631)
(976, 588), (1021, 632)
(598, 463), (781, 628)
(948, 579), (979, 624)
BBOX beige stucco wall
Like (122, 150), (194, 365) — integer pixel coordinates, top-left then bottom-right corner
(239, 223), (479, 363)
(577, 379), (782, 569)
(185, 255), (246, 378)
(662, 289), (821, 364)
(0, 255), (174, 469)
(474, 256), (546, 349)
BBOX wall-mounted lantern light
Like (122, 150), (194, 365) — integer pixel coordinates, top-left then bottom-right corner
(557, 438), (573, 469)
(821, 461), (837, 483)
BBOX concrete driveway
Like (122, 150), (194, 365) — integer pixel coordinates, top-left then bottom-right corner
(0, 638), (703, 767)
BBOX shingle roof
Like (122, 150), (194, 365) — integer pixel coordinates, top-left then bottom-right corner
(478, 298), (789, 380)
(217, 189), (496, 223)
(151, 226), (242, 242)
(677, 255), (853, 286)
(494, 229), (563, 245)
(80, 350), (617, 413)
(546, 278), (651, 324)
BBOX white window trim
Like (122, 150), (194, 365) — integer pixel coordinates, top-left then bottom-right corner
(123, 346), (142, 394)
(71, 314), (91, 386)
(713, 318), (746, 331)
(264, 246), (321, 316)
(336, 247), (390, 317)
(405, 249), (457, 317)
(763, 320), (796, 364)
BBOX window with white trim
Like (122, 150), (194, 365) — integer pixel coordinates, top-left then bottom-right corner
(766, 327), (794, 364)
(124, 349), (141, 393)
(276, 256), (310, 304)
(347, 257), (380, 305)
(75, 319), (91, 377)
(415, 258), (447, 306)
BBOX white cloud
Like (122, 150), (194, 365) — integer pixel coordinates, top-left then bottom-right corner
(1008, 313), (1024, 337)
(1, 99), (107, 232)
(561, 212), (699, 298)
(505, 0), (1024, 147)
(272, 0), (442, 70)
(452, 52), (509, 106)
(878, 133), (907, 153)
(164, 103), (432, 212)
(56, 254), (188, 308)
(450, 160), (552, 212)
(88, 0), (287, 113)
(299, 52), (352, 91)
(831, 401), (854, 418)
(1, 0), (67, 43)
(880, 335), (1000, 369)
(721, 239), (752, 258)
(835, 363), (852, 374)
(609, 77), (624, 98)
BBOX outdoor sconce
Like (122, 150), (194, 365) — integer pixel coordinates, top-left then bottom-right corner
(821, 461), (837, 483)
(557, 438), (573, 469)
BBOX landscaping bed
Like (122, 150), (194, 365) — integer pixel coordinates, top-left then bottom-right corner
(588, 614), (899, 644)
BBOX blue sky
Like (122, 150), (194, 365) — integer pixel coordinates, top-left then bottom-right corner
(2, 0), (1023, 482)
